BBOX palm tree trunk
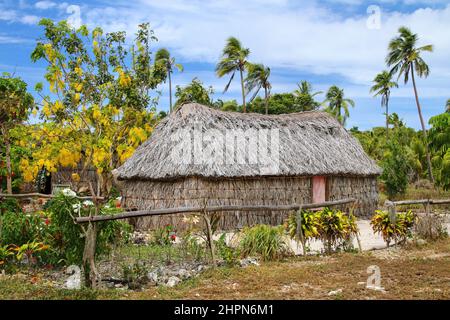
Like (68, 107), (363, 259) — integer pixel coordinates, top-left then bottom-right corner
(168, 70), (173, 113)
(239, 67), (246, 113)
(264, 86), (268, 115)
(385, 97), (389, 140)
(411, 67), (435, 184)
(1, 125), (12, 194)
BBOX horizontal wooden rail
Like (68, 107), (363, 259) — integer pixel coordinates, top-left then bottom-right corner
(0, 193), (104, 201)
(75, 198), (356, 224)
(392, 199), (450, 206)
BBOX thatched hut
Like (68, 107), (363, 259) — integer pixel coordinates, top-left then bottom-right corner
(116, 103), (381, 231)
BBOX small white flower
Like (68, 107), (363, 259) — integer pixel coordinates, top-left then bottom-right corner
(61, 188), (77, 197)
(72, 203), (81, 212)
(116, 196), (122, 201)
(82, 200), (94, 207)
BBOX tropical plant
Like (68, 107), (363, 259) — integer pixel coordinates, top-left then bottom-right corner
(285, 209), (320, 254)
(216, 37), (250, 112)
(0, 73), (34, 194)
(239, 224), (291, 261)
(371, 210), (416, 247)
(380, 141), (410, 198)
(12, 241), (49, 265)
(215, 233), (240, 266)
(244, 63), (271, 114)
(428, 112), (450, 190)
(316, 208), (358, 254)
(174, 78), (214, 108)
(323, 85), (355, 125)
(293, 80), (322, 111)
(154, 48), (183, 113)
(370, 71), (398, 138)
(0, 245), (14, 267)
(386, 26), (434, 183)
(25, 20), (162, 195)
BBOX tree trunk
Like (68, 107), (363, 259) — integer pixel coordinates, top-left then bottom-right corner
(239, 67), (246, 113)
(385, 96), (389, 140)
(264, 86), (268, 115)
(168, 70), (173, 113)
(411, 67), (435, 184)
(1, 125), (13, 194)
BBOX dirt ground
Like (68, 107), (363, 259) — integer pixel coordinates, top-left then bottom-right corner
(1, 237), (450, 300)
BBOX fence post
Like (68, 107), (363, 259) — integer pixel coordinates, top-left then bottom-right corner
(202, 205), (216, 266)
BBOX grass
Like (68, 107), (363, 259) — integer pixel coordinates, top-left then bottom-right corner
(2, 238), (450, 300)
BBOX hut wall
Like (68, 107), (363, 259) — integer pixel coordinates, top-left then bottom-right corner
(122, 175), (379, 231)
(326, 176), (378, 218)
(122, 176), (312, 231)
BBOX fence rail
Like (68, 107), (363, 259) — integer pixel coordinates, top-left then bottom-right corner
(0, 193), (104, 201)
(392, 199), (450, 206)
(75, 198), (356, 224)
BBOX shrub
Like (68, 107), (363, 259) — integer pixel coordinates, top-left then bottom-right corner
(0, 210), (51, 246)
(414, 213), (448, 241)
(239, 225), (291, 261)
(316, 208), (359, 254)
(0, 198), (21, 214)
(380, 141), (410, 198)
(215, 233), (240, 266)
(122, 261), (148, 289)
(152, 224), (176, 246)
(371, 210), (416, 246)
(285, 209), (320, 254)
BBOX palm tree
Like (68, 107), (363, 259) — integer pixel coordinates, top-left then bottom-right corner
(245, 63), (271, 114)
(216, 37), (250, 112)
(386, 26), (434, 183)
(370, 71), (398, 138)
(446, 99), (450, 113)
(323, 85), (355, 125)
(155, 48), (183, 113)
(293, 80), (322, 111)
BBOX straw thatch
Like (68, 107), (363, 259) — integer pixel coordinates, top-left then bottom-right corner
(116, 103), (381, 180)
(116, 103), (381, 231)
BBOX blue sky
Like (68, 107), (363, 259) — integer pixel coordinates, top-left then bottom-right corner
(1, 0), (449, 130)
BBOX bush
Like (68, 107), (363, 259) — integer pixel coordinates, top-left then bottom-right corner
(371, 210), (416, 246)
(414, 213), (448, 241)
(215, 233), (240, 266)
(285, 209), (320, 254)
(316, 208), (359, 254)
(380, 142), (410, 198)
(239, 225), (291, 261)
(152, 224), (176, 246)
(0, 198), (21, 214)
(0, 210), (51, 246)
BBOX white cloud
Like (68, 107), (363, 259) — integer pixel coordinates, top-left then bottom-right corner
(35, 1), (57, 10)
(20, 14), (40, 25)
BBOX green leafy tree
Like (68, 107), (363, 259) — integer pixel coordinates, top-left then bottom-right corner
(244, 63), (271, 114)
(323, 85), (355, 125)
(154, 48), (183, 113)
(0, 73), (34, 194)
(293, 80), (322, 111)
(429, 112), (450, 190)
(216, 37), (250, 112)
(174, 78), (214, 108)
(386, 26), (434, 183)
(370, 71), (398, 138)
(381, 140), (410, 198)
(25, 19), (163, 195)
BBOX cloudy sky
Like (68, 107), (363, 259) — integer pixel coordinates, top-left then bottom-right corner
(1, 0), (449, 129)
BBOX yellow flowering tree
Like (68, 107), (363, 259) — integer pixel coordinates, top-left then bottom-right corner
(21, 19), (165, 195)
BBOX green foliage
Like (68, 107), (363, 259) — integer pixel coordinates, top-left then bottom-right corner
(371, 210), (416, 246)
(324, 85), (355, 125)
(122, 261), (148, 289)
(380, 141), (410, 198)
(429, 112), (450, 190)
(0, 73), (34, 125)
(316, 208), (358, 253)
(0, 198), (21, 214)
(174, 78), (214, 108)
(215, 233), (240, 266)
(152, 224), (176, 246)
(247, 93), (317, 114)
(285, 210), (320, 241)
(0, 210), (50, 246)
(239, 224), (291, 261)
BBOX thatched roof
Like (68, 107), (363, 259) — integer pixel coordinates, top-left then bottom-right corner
(116, 103), (381, 181)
